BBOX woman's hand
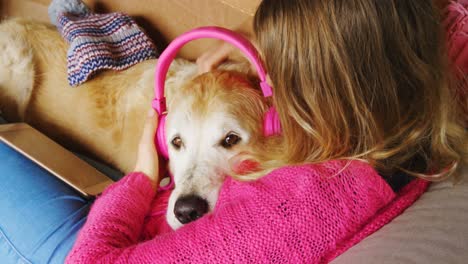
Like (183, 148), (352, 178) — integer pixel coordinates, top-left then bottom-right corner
(197, 18), (256, 74)
(196, 32), (261, 77)
(196, 40), (237, 74)
(134, 109), (160, 189)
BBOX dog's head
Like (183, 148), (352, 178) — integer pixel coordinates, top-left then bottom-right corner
(165, 70), (267, 229)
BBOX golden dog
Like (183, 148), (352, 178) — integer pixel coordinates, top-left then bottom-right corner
(0, 18), (270, 228)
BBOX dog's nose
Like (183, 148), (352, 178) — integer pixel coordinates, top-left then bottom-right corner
(174, 195), (209, 224)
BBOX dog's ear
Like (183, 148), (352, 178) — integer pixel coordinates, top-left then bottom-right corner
(218, 60), (257, 77)
(217, 61), (262, 93)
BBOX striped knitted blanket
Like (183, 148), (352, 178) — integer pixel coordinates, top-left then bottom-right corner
(53, 9), (157, 86)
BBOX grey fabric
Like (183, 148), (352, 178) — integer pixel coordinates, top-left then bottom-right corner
(333, 164), (468, 264)
(48, 0), (90, 26)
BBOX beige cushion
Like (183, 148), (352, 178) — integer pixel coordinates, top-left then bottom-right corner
(333, 165), (468, 263)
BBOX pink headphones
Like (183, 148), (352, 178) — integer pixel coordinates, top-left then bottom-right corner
(152, 26), (281, 159)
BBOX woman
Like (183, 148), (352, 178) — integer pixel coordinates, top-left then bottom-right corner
(65, 0), (466, 263)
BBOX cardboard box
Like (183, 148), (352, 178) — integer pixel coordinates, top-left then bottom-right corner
(0, 0), (261, 59)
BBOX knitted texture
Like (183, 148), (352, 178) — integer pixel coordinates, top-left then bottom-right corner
(66, 160), (429, 263)
(444, 0), (468, 124)
(56, 12), (158, 86)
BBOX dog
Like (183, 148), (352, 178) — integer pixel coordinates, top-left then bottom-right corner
(0, 18), (270, 229)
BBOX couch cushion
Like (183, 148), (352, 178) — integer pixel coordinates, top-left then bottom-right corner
(332, 165), (468, 263)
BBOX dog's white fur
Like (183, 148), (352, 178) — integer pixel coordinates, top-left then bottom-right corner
(0, 19), (268, 229)
(165, 71), (267, 228)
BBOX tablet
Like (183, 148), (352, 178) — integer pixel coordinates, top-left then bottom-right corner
(0, 123), (114, 198)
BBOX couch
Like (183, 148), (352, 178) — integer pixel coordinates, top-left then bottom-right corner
(1, 1), (467, 263)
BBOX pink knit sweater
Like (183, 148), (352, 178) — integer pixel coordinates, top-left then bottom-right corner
(66, 160), (429, 263)
(445, 0), (468, 124)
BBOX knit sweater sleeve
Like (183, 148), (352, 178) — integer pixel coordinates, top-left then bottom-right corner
(66, 161), (396, 263)
(65, 172), (156, 263)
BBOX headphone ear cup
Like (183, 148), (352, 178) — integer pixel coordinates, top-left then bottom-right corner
(156, 114), (169, 159)
(263, 107), (281, 136)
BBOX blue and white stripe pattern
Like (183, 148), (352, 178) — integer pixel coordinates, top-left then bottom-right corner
(57, 12), (158, 86)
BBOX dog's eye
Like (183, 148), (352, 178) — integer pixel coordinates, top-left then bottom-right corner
(221, 133), (241, 149)
(171, 137), (183, 150)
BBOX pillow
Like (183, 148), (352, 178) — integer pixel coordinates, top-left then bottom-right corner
(332, 165), (468, 263)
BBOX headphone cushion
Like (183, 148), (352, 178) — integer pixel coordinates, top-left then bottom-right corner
(156, 114), (169, 158)
(263, 107), (281, 136)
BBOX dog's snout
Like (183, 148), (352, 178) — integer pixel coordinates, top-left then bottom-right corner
(174, 195), (209, 224)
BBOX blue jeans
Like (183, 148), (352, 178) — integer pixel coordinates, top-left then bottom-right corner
(0, 142), (92, 263)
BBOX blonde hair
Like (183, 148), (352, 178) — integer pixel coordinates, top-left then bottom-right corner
(247, 0), (467, 180)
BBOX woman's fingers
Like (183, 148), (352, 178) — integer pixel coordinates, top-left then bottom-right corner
(197, 33), (263, 79)
(140, 109), (159, 150)
(197, 42), (236, 74)
(134, 109), (160, 187)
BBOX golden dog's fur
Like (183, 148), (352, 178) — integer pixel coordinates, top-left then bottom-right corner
(0, 18), (266, 175)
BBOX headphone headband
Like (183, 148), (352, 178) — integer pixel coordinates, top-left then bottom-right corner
(152, 26), (272, 115)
